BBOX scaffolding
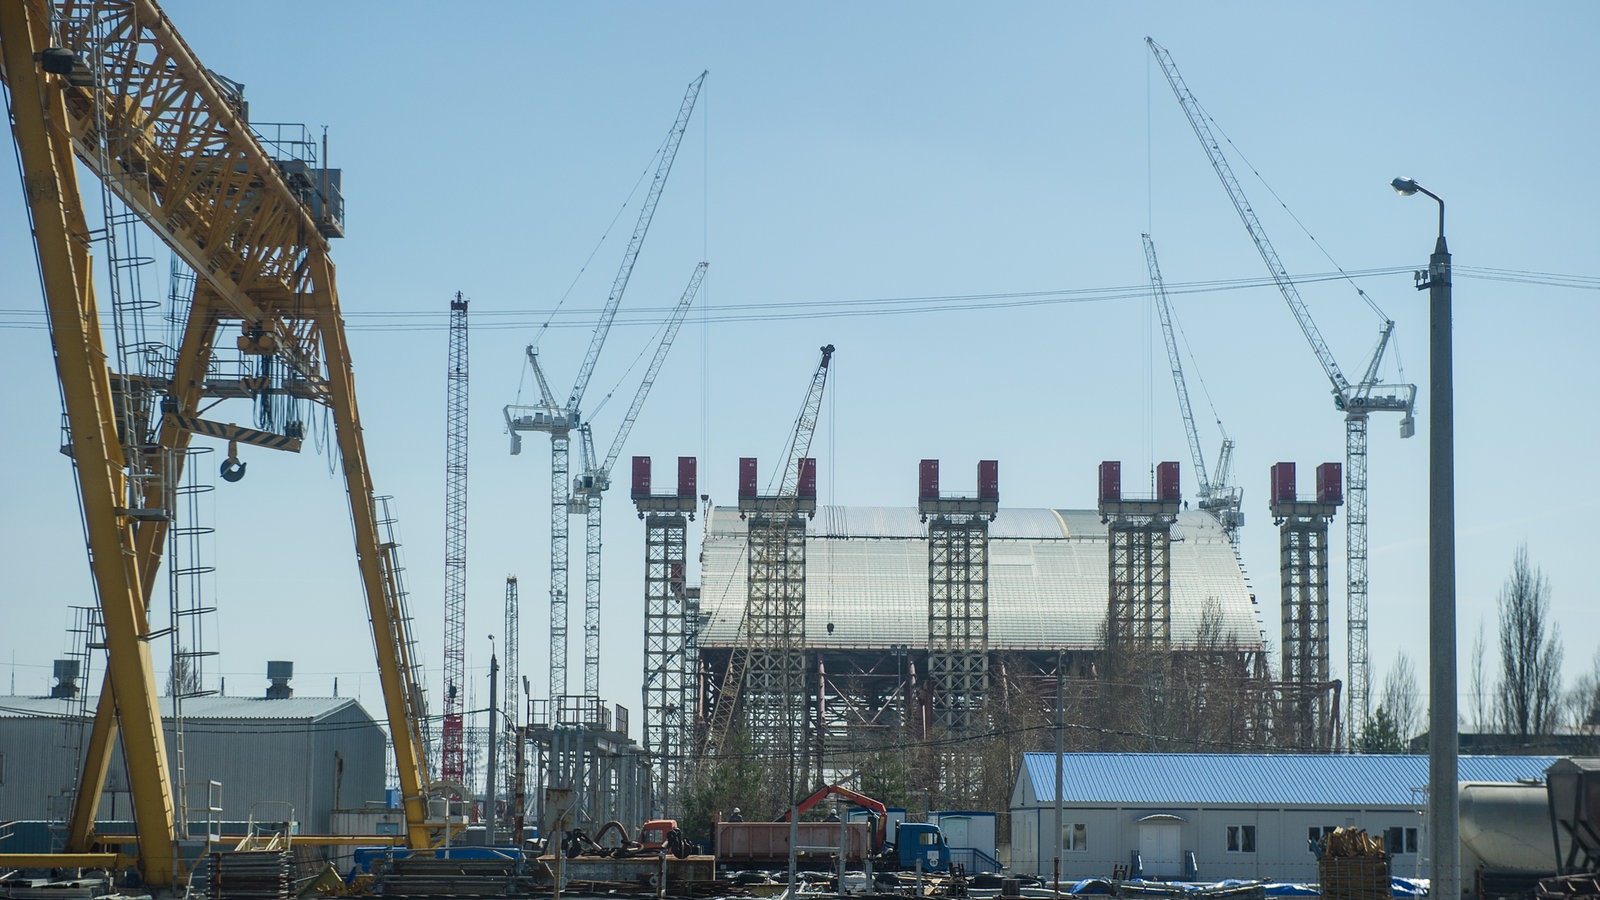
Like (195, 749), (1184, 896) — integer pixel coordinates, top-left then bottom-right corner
(918, 460), (997, 805)
(523, 698), (649, 835)
(633, 457), (698, 818)
(1270, 462), (1343, 749)
(1099, 462), (1182, 650)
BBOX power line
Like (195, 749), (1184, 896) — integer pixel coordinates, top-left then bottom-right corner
(0, 265), (1589, 334)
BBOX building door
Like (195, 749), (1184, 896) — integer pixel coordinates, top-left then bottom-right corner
(1138, 822), (1182, 877)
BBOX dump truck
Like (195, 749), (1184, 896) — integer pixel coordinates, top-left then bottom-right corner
(715, 785), (951, 872)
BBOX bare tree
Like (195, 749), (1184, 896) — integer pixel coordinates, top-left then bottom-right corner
(1380, 651), (1421, 743)
(1469, 618), (1490, 730)
(1568, 647), (1600, 730)
(1495, 544), (1565, 737)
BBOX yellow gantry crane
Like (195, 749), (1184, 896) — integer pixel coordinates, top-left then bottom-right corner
(1, 0), (435, 884)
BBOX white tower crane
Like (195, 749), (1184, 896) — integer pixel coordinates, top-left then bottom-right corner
(1148, 38), (1415, 738)
(570, 262), (709, 698)
(1143, 234), (1243, 541)
(504, 72), (705, 706)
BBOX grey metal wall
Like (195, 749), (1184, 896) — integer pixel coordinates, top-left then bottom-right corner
(0, 697), (385, 836)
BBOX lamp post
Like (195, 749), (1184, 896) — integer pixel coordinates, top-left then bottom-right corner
(1391, 176), (1456, 900)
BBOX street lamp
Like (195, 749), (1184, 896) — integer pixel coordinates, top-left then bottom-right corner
(1392, 176), (1456, 900)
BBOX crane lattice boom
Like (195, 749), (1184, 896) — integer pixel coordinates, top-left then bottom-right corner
(1148, 36), (1416, 740)
(568, 71), (707, 416)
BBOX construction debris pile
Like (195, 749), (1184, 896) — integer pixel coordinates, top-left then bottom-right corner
(1315, 828), (1391, 900)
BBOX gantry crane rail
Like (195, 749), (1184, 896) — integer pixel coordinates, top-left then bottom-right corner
(1, 0), (435, 882)
(1147, 37), (1415, 733)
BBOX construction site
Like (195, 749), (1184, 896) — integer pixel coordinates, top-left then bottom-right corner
(4, 2), (1599, 900)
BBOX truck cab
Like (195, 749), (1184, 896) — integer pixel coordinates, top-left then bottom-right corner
(892, 821), (951, 873)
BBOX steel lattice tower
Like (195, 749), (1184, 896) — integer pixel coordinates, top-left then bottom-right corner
(918, 460), (997, 806)
(633, 456), (697, 817)
(502, 575), (520, 802)
(1099, 462), (1181, 650)
(744, 510), (810, 796)
(441, 292), (469, 784)
(1344, 417), (1371, 739)
(550, 434), (570, 704)
(1270, 462), (1343, 749)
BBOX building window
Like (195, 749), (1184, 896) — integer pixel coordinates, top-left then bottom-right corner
(1307, 825), (1337, 852)
(1384, 826), (1419, 854)
(1061, 823), (1087, 852)
(1226, 825), (1256, 853)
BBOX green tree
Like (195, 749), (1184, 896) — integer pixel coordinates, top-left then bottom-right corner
(679, 729), (765, 843)
(1355, 706), (1405, 753)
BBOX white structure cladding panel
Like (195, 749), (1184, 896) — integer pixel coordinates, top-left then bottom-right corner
(698, 506), (1260, 650)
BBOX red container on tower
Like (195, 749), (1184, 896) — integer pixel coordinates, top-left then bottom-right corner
(1316, 461), (1343, 504)
(678, 457), (697, 499)
(919, 460), (940, 502)
(798, 458), (818, 501)
(1099, 461), (1122, 503)
(1157, 461), (1181, 503)
(631, 456), (651, 499)
(1271, 462), (1296, 506)
(978, 460), (999, 502)
(739, 457), (759, 500)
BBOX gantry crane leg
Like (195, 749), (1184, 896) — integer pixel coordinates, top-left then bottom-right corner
(66, 288), (222, 851)
(309, 255), (433, 850)
(2, 0), (178, 880)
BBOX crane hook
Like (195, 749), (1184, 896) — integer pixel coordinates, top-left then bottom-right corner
(220, 439), (247, 482)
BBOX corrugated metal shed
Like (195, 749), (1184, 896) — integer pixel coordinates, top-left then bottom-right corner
(698, 505), (1261, 649)
(0, 695), (364, 721)
(1018, 752), (1558, 807)
(0, 694), (385, 832)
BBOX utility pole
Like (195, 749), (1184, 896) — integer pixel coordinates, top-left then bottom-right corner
(486, 642), (499, 840)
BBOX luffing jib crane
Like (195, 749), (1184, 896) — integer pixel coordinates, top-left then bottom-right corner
(1143, 233), (1243, 541)
(0, 0), (438, 883)
(1147, 37), (1416, 736)
(505, 71), (705, 705)
(703, 344), (835, 796)
(570, 262), (709, 697)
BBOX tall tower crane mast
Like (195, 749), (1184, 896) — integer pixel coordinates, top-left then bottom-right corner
(1148, 37), (1416, 736)
(505, 71), (705, 705)
(1143, 233), (1243, 539)
(571, 262), (707, 696)
(442, 292), (469, 785)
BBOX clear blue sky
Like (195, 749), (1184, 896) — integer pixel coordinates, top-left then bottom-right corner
(2, 2), (1595, 740)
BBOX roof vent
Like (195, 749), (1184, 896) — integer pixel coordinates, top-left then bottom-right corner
(51, 659), (80, 699)
(266, 660), (293, 699)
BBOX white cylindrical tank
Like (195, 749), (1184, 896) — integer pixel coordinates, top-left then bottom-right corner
(1459, 781), (1554, 874)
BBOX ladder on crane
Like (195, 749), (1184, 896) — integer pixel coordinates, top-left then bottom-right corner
(1, 0), (436, 880)
(504, 71), (706, 710)
(1147, 38), (1416, 737)
(1143, 233), (1243, 542)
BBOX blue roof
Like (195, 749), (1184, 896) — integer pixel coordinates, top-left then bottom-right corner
(1020, 753), (1557, 807)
